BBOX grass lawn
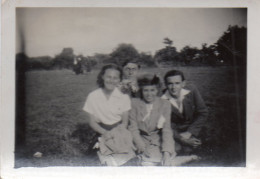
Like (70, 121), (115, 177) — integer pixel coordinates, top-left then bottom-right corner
(15, 66), (246, 167)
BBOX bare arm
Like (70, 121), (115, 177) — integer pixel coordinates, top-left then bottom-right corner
(121, 111), (129, 128)
(87, 113), (108, 135)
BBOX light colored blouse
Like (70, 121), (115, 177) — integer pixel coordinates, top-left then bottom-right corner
(83, 87), (131, 125)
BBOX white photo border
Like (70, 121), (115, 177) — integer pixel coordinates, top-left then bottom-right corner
(1, 0), (260, 179)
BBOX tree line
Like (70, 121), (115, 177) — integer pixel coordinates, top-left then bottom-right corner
(16, 25), (246, 71)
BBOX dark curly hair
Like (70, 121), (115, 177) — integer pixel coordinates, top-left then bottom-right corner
(137, 73), (161, 88)
(164, 69), (185, 85)
(97, 64), (123, 88)
(137, 73), (161, 98)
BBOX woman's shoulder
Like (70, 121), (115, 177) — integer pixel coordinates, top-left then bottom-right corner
(157, 97), (170, 104)
(131, 97), (141, 103)
(130, 97), (170, 106)
(114, 87), (131, 99)
(156, 97), (171, 110)
(154, 98), (171, 116)
(130, 98), (143, 106)
(87, 88), (102, 99)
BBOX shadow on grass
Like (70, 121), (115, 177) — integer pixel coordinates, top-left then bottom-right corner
(71, 123), (99, 156)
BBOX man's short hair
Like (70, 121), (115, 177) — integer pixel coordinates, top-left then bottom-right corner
(122, 59), (141, 69)
(164, 70), (185, 85)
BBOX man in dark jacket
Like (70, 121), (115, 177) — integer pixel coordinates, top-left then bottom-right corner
(161, 70), (208, 154)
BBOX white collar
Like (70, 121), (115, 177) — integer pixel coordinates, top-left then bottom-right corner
(111, 87), (122, 98)
(99, 87), (122, 99)
(162, 88), (190, 101)
(162, 89), (190, 113)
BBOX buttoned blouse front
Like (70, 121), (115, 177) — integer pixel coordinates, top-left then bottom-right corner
(83, 88), (131, 125)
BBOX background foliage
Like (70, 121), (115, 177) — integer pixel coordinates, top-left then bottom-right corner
(17, 26), (247, 71)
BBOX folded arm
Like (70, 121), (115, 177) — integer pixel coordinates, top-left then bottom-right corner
(121, 111), (129, 128)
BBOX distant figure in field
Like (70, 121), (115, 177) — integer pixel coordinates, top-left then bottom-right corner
(161, 70), (208, 155)
(82, 64), (136, 166)
(86, 60), (92, 73)
(73, 56), (83, 75)
(128, 73), (176, 166)
(118, 60), (140, 98)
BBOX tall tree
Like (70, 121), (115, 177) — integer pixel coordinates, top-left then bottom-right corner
(163, 37), (173, 47)
(53, 48), (75, 69)
(216, 25), (247, 66)
(154, 38), (179, 65)
(92, 53), (110, 66)
(139, 52), (155, 67)
(197, 43), (218, 66)
(179, 46), (199, 65)
(109, 43), (139, 66)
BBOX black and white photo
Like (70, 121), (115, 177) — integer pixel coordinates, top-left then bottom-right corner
(14, 7), (247, 167)
(1, 0), (260, 178)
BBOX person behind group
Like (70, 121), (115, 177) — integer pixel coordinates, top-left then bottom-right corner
(128, 73), (176, 166)
(82, 64), (136, 166)
(161, 70), (208, 155)
(73, 56), (83, 75)
(118, 60), (141, 97)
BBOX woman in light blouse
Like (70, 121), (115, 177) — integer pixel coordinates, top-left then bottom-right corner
(83, 64), (135, 166)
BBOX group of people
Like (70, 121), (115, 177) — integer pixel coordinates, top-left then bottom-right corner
(82, 60), (208, 166)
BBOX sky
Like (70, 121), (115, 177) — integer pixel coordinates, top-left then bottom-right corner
(16, 8), (247, 57)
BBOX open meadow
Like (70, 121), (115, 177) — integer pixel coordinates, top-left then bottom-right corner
(15, 66), (246, 167)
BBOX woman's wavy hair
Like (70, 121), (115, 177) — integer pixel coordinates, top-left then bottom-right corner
(137, 73), (162, 98)
(97, 64), (123, 88)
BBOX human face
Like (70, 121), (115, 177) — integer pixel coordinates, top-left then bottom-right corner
(102, 69), (121, 91)
(123, 63), (139, 80)
(166, 75), (185, 98)
(142, 85), (158, 104)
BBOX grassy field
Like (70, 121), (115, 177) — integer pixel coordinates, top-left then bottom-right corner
(15, 66), (246, 167)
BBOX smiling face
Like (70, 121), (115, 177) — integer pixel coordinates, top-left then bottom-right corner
(166, 75), (185, 98)
(102, 69), (121, 91)
(123, 63), (139, 80)
(141, 85), (158, 104)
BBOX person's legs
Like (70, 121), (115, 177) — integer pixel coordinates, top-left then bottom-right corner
(172, 141), (200, 166)
(121, 157), (139, 166)
(175, 141), (182, 154)
(141, 161), (159, 166)
(171, 155), (200, 166)
(175, 139), (200, 155)
(139, 144), (162, 166)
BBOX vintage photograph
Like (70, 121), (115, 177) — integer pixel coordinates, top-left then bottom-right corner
(15, 8), (247, 167)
